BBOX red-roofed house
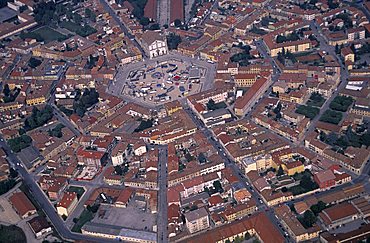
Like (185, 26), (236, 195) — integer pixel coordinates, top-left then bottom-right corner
(115, 188), (134, 208)
(57, 192), (78, 217)
(9, 192), (37, 219)
(314, 169), (336, 189)
(77, 148), (105, 170)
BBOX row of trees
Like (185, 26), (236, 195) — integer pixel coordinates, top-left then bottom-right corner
(277, 48), (297, 65)
(320, 125), (370, 150)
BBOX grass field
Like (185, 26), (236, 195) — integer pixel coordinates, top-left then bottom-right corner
(71, 209), (94, 233)
(67, 186), (85, 199)
(59, 21), (96, 37)
(0, 225), (26, 243)
(21, 26), (67, 43)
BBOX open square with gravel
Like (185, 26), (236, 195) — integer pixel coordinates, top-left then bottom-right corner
(92, 200), (156, 231)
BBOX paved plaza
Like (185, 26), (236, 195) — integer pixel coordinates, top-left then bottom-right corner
(108, 52), (216, 107)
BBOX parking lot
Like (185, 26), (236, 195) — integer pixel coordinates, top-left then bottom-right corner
(92, 197), (156, 231)
(108, 53), (216, 107)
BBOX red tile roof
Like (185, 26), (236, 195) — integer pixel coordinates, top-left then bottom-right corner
(170, 0), (184, 23)
(144, 0), (157, 20)
(58, 192), (77, 209)
(9, 192), (36, 217)
(183, 212), (284, 243)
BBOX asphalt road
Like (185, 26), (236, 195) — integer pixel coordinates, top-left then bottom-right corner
(156, 146), (168, 243)
(356, 2), (370, 21)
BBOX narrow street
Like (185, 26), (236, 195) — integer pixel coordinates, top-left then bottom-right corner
(157, 0), (169, 26)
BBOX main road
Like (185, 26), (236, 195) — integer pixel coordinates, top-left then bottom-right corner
(156, 145), (168, 243)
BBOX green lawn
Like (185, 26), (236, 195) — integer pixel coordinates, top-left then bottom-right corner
(296, 105), (319, 120)
(319, 109), (343, 125)
(306, 93), (326, 107)
(21, 26), (67, 43)
(71, 209), (94, 233)
(0, 225), (26, 243)
(307, 99), (325, 107)
(59, 21), (97, 37)
(329, 95), (353, 112)
(67, 186), (85, 199)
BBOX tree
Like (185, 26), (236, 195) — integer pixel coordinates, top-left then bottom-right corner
(276, 35), (286, 43)
(114, 165), (123, 175)
(207, 99), (216, 110)
(3, 83), (10, 97)
(149, 23), (160, 30)
(198, 153), (207, 164)
(73, 88), (99, 117)
(0, 178), (17, 196)
(300, 174), (318, 191)
(73, 13), (82, 24)
(48, 124), (65, 138)
(85, 8), (96, 22)
(66, 10), (73, 20)
(277, 166), (284, 176)
(234, 236), (243, 243)
(28, 57), (42, 68)
(9, 168), (18, 178)
(213, 180), (224, 193)
(24, 105), (54, 131)
(7, 135), (32, 153)
(19, 5), (28, 13)
(310, 201), (327, 216)
(139, 17), (150, 26)
(174, 19), (182, 28)
(33, 1), (57, 25)
(167, 33), (182, 50)
(300, 210), (316, 228)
